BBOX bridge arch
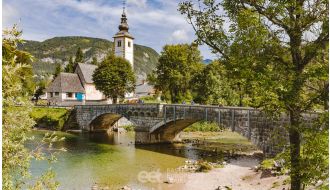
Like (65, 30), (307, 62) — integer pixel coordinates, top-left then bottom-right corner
(88, 113), (135, 132)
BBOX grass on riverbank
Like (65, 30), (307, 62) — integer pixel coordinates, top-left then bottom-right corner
(30, 107), (70, 130)
(180, 130), (258, 154)
(184, 121), (221, 132)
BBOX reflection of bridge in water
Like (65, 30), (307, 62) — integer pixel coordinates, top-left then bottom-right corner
(72, 104), (317, 155)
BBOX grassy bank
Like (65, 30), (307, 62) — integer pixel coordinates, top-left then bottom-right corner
(30, 107), (70, 130)
(180, 122), (259, 154)
(184, 121), (221, 132)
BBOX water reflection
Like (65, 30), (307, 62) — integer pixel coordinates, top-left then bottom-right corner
(28, 131), (223, 190)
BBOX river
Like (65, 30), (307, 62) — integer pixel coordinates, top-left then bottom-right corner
(27, 130), (225, 190)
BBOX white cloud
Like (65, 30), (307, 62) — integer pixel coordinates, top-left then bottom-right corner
(2, 3), (20, 28)
(170, 29), (189, 42)
(127, 0), (147, 8)
(2, 0), (215, 59)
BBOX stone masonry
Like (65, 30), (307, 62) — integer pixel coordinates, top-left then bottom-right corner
(74, 104), (318, 155)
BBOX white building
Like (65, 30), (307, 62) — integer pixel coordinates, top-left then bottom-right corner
(46, 7), (137, 105)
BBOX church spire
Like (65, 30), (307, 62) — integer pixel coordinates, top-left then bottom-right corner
(119, 0), (129, 32)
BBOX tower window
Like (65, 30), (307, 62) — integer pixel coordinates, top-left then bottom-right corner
(128, 41), (131, 47)
(117, 40), (122, 47)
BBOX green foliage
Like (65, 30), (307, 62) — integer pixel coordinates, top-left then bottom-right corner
(121, 125), (134, 132)
(19, 36), (159, 76)
(278, 112), (329, 188)
(148, 43), (203, 103)
(92, 54), (136, 103)
(74, 47), (83, 64)
(54, 62), (62, 78)
(91, 56), (98, 65)
(179, 1), (328, 189)
(139, 95), (164, 103)
(64, 56), (74, 73)
(30, 108), (70, 130)
(192, 61), (239, 105)
(196, 161), (212, 172)
(3, 25), (64, 190)
(184, 121), (220, 132)
(260, 159), (275, 170)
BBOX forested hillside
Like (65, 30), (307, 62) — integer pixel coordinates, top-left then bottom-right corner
(19, 36), (159, 77)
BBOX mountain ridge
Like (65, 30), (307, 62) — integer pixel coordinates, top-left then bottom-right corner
(19, 36), (159, 78)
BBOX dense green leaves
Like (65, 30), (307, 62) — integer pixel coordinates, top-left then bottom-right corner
(3, 25), (63, 190)
(192, 61), (239, 105)
(148, 44), (203, 103)
(92, 54), (136, 103)
(64, 48), (84, 73)
(179, 0), (328, 189)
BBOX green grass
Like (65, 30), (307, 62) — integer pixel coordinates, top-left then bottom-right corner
(184, 121), (221, 132)
(121, 125), (134, 131)
(260, 158), (275, 170)
(180, 129), (258, 153)
(139, 95), (165, 103)
(30, 107), (70, 130)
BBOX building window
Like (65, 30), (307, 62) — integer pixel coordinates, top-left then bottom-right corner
(55, 92), (59, 96)
(50, 93), (53, 97)
(75, 93), (78, 98)
(67, 92), (73, 98)
(128, 41), (131, 47)
(117, 40), (122, 47)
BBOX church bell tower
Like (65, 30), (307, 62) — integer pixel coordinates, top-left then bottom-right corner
(113, 1), (134, 68)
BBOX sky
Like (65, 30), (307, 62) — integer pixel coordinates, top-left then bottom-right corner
(3, 0), (216, 59)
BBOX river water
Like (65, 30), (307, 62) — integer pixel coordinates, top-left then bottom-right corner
(28, 131), (224, 190)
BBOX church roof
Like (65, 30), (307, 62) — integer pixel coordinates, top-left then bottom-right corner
(113, 9), (134, 39)
(46, 73), (85, 93)
(76, 63), (98, 84)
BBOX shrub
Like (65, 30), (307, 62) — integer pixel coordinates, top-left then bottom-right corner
(196, 161), (212, 172)
(184, 121), (220, 132)
(30, 107), (70, 130)
(121, 125), (134, 131)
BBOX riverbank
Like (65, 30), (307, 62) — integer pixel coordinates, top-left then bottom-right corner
(160, 156), (289, 190)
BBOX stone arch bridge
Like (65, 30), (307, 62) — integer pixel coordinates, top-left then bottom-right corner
(74, 104), (317, 155)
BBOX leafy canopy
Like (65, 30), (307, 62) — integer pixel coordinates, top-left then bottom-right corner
(148, 43), (203, 103)
(92, 54), (136, 103)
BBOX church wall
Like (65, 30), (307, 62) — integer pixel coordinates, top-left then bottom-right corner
(124, 38), (134, 67)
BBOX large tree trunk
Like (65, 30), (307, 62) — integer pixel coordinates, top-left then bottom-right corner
(289, 110), (302, 190)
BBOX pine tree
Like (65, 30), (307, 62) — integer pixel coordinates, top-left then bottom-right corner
(64, 56), (74, 73)
(54, 62), (62, 78)
(91, 56), (98, 65)
(74, 47), (83, 64)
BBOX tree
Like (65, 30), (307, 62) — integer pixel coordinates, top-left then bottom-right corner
(91, 56), (98, 65)
(148, 43), (203, 103)
(64, 56), (74, 73)
(92, 55), (136, 104)
(54, 62), (62, 78)
(34, 80), (47, 104)
(179, 1), (328, 189)
(74, 47), (84, 64)
(3, 25), (63, 189)
(192, 61), (239, 105)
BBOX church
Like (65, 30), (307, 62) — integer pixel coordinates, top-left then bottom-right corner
(46, 6), (151, 106)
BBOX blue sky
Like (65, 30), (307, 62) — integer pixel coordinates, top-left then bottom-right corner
(3, 0), (216, 59)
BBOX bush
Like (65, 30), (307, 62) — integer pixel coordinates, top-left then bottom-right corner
(260, 159), (275, 170)
(30, 107), (70, 130)
(184, 121), (220, 132)
(121, 125), (134, 131)
(196, 161), (212, 172)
